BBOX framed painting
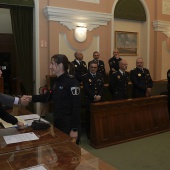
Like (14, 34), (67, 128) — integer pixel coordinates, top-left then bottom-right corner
(115, 31), (138, 56)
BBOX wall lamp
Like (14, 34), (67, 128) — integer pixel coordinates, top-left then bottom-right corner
(74, 26), (87, 42)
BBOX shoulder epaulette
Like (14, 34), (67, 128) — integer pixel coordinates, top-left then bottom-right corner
(82, 73), (88, 77)
(112, 71), (117, 74)
(67, 74), (74, 78)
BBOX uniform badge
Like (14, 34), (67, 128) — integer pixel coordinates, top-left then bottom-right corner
(71, 87), (80, 95)
(59, 86), (63, 89)
(75, 65), (77, 67)
(138, 73), (141, 76)
(117, 75), (120, 79)
(89, 79), (92, 82)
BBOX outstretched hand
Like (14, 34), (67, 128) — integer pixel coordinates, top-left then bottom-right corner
(20, 95), (32, 106)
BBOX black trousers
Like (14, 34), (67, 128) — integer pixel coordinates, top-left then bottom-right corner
(53, 116), (81, 145)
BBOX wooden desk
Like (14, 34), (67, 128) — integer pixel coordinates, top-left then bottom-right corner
(0, 126), (72, 154)
(0, 107), (72, 154)
(90, 95), (170, 148)
(0, 140), (117, 170)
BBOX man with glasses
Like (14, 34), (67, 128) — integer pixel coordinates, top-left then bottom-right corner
(89, 51), (106, 77)
(82, 60), (104, 139)
(108, 49), (122, 77)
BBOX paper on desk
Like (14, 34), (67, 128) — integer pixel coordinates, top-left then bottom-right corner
(17, 114), (40, 120)
(3, 132), (39, 144)
(0, 117), (27, 129)
(0, 114), (50, 128)
(25, 118), (49, 126)
(16, 114), (50, 126)
(20, 164), (47, 170)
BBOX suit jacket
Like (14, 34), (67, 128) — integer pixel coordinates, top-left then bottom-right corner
(72, 60), (87, 83)
(109, 71), (130, 100)
(0, 93), (17, 125)
(130, 67), (153, 98)
(82, 72), (104, 103)
(0, 93), (15, 106)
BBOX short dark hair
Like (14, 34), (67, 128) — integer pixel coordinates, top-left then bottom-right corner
(88, 60), (98, 68)
(51, 54), (69, 71)
(93, 51), (99, 56)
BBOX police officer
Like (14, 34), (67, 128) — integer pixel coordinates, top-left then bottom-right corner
(72, 51), (87, 83)
(130, 57), (153, 98)
(108, 49), (122, 77)
(88, 51), (106, 77)
(31, 54), (81, 144)
(82, 60), (104, 138)
(109, 60), (130, 100)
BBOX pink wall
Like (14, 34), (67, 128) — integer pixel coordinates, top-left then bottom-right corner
(38, 0), (170, 86)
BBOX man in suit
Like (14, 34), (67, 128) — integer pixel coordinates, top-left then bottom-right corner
(130, 57), (153, 98)
(72, 51), (87, 83)
(109, 60), (130, 100)
(88, 51), (106, 77)
(82, 60), (104, 138)
(0, 68), (30, 129)
(108, 49), (122, 77)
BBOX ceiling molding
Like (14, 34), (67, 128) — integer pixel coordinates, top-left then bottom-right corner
(153, 20), (170, 37)
(77, 0), (99, 4)
(44, 6), (112, 31)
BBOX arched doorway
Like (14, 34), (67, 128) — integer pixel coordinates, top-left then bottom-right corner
(111, 0), (150, 71)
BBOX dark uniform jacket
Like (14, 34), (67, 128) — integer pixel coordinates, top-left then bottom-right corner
(109, 71), (130, 100)
(108, 56), (122, 76)
(88, 59), (106, 76)
(72, 59), (87, 83)
(130, 67), (153, 98)
(167, 69), (170, 88)
(82, 72), (104, 103)
(32, 73), (81, 135)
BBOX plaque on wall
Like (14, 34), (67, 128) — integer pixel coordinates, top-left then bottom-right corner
(162, 0), (170, 15)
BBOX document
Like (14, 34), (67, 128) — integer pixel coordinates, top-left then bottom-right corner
(17, 114), (40, 120)
(0, 114), (49, 128)
(20, 164), (47, 170)
(17, 115), (50, 126)
(0, 117), (27, 128)
(3, 132), (39, 144)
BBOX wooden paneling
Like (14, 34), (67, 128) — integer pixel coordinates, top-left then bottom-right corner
(90, 95), (170, 148)
(0, 77), (4, 92)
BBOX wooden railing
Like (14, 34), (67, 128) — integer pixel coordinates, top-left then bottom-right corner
(90, 95), (170, 148)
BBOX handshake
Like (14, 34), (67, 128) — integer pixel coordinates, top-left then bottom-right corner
(19, 95), (32, 106)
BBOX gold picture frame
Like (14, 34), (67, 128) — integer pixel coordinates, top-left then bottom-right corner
(115, 31), (138, 56)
